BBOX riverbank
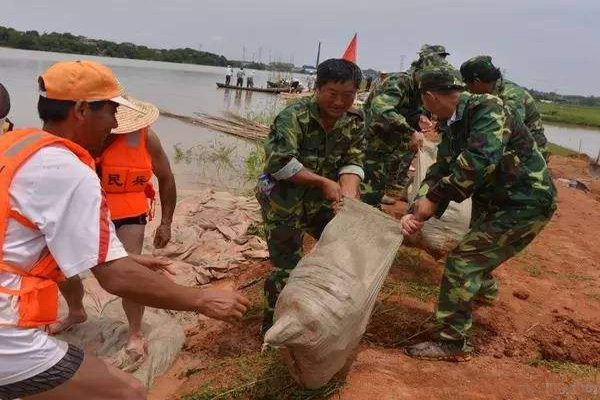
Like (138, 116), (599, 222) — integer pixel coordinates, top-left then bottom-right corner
(538, 102), (600, 129)
(148, 153), (600, 400)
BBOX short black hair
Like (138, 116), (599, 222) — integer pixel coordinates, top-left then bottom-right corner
(0, 83), (10, 118)
(316, 59), (362, 89)
(460, 64), (502, 83)
(37, 96), (112, 123)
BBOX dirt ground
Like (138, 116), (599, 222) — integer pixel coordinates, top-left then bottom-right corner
(149, 154), (600, 400)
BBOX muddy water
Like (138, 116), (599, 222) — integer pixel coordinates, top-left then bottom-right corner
(0, 47), (283, 192)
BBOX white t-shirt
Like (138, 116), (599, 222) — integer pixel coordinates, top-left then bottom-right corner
(0, 145), (128, 386)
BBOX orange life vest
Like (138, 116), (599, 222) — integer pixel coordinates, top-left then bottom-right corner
(98, 127), (155, 221)
(0, 128), (96, 328)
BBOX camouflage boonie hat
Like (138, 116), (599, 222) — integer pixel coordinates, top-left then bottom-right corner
(419, 44), (450, 56)
(418, 67), (465, 92)
(460, 55), (500, 81)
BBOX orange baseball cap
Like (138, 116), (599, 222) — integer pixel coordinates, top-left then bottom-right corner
(39, 60), (141, 112)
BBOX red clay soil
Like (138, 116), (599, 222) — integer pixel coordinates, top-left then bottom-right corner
(150, 154), (600, 400)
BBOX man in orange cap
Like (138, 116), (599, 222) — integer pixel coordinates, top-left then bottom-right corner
(54, 93), (177, 363)
(0, 60), (249, 400)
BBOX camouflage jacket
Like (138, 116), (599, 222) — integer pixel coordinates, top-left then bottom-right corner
(363, 72), (421, 154)
(419, 92), (555, 216)
(261, 96), (365, 216)
(494, 79), (547, 156)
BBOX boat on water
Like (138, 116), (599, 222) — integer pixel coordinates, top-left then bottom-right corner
(215, 83), (289, 94)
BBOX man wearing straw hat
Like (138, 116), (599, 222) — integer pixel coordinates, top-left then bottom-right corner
(53, 93), (177, 362)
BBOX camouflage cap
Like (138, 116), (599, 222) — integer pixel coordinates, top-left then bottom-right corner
(460, 55), (501, 81)
(418, 53), (454, 71)
(419, 44), (450, 56)
(418, 67), (465, 93)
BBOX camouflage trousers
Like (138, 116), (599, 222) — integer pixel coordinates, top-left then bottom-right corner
(387, 149), (416, 188)
(435, 204), (555, 350)
(260, 204), (333, 332)
(361, 150), (415, 206)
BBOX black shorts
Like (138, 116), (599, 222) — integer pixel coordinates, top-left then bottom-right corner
(113, 214), (148, 230)
(0, 344), (84, 400)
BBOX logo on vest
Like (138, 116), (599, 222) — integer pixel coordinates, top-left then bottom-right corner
(108, 174), (124, 187)
(132, 176), (148, 186)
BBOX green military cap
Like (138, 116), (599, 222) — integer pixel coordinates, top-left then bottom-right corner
(460, 55), (501, 81)
(418, 67), (465, 92)
(419, 44), (450, 56)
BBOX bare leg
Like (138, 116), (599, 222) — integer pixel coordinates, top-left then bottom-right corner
(26, 352), (147, 400)
(51, 275), (87, 334)
(116, 224), (147, 361)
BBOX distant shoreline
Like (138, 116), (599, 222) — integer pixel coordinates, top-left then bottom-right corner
(538, 102), (600, 130)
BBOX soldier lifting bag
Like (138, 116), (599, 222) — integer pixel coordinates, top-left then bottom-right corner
(406, 140), (472, 259)
(262, 198), (403, 389)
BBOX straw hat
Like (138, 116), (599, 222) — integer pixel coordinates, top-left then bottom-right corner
(112, 94), (160, 134)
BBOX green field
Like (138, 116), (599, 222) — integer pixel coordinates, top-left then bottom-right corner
(538, 102), (600, 128)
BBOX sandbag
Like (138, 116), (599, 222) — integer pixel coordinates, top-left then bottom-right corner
(263, 198), (403, 389)
(406, 140), (472, 259)
(57, 275), (185, 387)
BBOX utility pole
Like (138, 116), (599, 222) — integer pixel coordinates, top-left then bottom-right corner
(399, 55), (405, 71)
(316, 41), (322, 68)
(243, 46), (246, 63)
(259, 47), (263, 64)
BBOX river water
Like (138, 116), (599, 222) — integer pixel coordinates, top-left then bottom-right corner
(1, 47), (599, 192)
(0, 47), (283, 192)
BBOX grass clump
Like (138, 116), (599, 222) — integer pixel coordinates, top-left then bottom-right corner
(181, 350), (343, 400)
(531, 359), (600, 378)
(381, 280), (438, 302)
(244, 144), (266, 183)
(524, 264), (543, 278)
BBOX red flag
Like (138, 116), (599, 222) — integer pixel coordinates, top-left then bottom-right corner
(342, 33), (357, 63)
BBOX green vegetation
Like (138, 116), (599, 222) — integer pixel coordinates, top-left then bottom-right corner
(531, 359), (600, 378)
(244, 144), (266, 183)
(0, 25), (231, 66)
(381, 280), (438, 302)
(547, 142), (579, 157)
(181, 351), (343, 400)
(538, 102), (600, 129)
(530, 88), (600, 108)
(0, 25), (300, 71)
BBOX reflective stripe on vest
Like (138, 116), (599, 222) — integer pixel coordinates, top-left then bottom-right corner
(0, 129), (95, 328)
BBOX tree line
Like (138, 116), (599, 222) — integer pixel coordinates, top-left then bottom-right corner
(0, 25), (262, 68)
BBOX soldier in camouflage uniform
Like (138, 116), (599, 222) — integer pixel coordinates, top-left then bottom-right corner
(258, 59), (365, 332)
(361, 53), (454, 206)
(407, 44), (451, 75)
(401, 68), (556, 361)
(460, 55), (549, 159)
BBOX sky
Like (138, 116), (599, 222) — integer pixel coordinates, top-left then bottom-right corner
(1, 0), (599, 95)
